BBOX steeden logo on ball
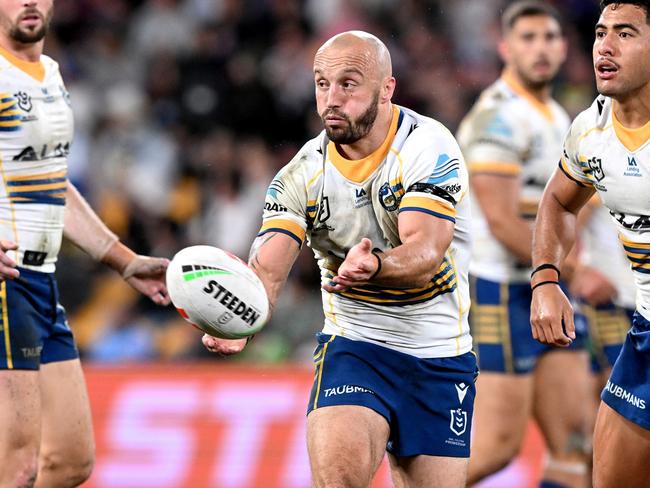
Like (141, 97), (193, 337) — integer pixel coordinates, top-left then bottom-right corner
(166, 246), (269, 339)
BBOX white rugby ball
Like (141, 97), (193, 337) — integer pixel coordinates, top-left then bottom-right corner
(166, 245), (269, 339)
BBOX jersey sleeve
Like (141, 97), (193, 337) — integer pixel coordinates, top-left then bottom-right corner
(258, 155), (309, 247)
(558, 117), (594, 187)
(398, 126), (468, 224)
(461, 104), (529, 176)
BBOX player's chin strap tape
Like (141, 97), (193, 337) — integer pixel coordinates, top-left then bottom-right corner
(531, 263), (561, 280)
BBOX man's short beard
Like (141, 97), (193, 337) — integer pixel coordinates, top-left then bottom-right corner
(9, 10), (50, 44)
(322, 91), (380, 145)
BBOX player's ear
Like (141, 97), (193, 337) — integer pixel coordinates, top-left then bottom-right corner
(559, 37), (568, 64)
(381, 77), (396, 103)
(498, 39), (510, 64)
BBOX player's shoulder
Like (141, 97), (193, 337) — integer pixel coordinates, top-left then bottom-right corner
(458, 79), (523, 135)
(475, 79), (522, 116)
(40, 54), (63, 79)
(274, 133), (325, 183)
(398, 105), (459, 149)
(571, 95), (612, 131)
(567, 95), (611, 139)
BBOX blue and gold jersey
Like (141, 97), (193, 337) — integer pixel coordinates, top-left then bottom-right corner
(457, 73), (570, 282)
(561, 96), (650, 319)
(0, 47), (73, 272)
(581, 202), (636, 309)
(259, 105), (472, 358)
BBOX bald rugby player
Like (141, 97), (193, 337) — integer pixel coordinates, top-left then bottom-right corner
(204, 31), (477, 488)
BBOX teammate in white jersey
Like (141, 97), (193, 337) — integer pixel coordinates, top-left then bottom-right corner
(204, 31), (477, 487)
(457, 3), (590, 487)
(531, 1), (650, 486)
(573, 201), (635, 377)
(0, 2), (170, 487)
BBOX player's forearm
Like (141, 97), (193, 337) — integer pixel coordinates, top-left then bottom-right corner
(532, 190), (578, 281)
(373, 241), (446, 289)
(488, 216), (533, 266)
(248, 233), (300, 311)
(63, 183), (133, 271)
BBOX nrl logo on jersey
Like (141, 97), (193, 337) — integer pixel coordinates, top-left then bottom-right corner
(587, 156), (605, 181)
(378, 182), (399, 211)
(14, 91), (32, 113)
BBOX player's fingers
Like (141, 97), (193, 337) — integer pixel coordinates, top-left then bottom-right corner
(539, 316), (557, 345)
(562, 307), (576, 341)
(530, 319), (539, 341)
(322, 282), (349, 293)
(0, 250), (17, 268)
(0, 264), (19, 280)
(0, 240), (18, 252)
(550, 316), (571, 347)
(359, 238), (372, 252)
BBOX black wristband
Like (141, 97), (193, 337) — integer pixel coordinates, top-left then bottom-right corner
(369, 250), (383, 280)
(531, 280), (560, 292)
(531, 263), (561, 280)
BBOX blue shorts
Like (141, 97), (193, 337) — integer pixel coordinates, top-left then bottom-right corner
(601, 311), (650, 430)
(0, 267), (78, 370)
(470, 276), (586, 374)
(574, 301), (632, 372)
(307, 333), (478, 458)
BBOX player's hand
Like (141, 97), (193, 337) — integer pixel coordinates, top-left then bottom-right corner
(530, 283), (575, 347)
(202, 334), (248, 355)
(122, 255), (171, 306)
(322, 238), (379, 293)
(569, 265), (617, 306)
(0, 240), (19, 281)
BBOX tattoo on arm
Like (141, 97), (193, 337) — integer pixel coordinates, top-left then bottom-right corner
(249, 233), (277, 271)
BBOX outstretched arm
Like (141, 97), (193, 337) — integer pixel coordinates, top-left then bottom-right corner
(202, 232), (301, 355)
(63, 182), (170, 305)
(530, 169), (595, 346)
(324, 210), (454, 292)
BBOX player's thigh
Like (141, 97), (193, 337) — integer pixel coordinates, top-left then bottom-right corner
(307, 405), (389, 486)
(0, 370), (41, 467)
(388, 453), (468, 488)
(38, 358), (94, 467)
(471, 371), (534, 451)
(533, 350), (590, 454)
(593, 401), (650, 488)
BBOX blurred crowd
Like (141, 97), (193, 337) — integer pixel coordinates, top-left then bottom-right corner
(50, 0), (603, 364)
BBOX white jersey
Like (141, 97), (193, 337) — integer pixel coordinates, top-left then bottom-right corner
(457, 74), (570, 282)
(0, 47), (73, 272)
(580, 202), (636, 309)
(561, 96), (650, 319)
(259, 105), (472, 358)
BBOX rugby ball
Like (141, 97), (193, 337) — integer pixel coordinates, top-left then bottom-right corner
(166, 245), (269, 339)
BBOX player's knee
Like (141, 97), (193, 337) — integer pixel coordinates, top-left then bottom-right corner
(7, 451), (38, 488)
(39, 449), (94, 487)
(547, 429), (589, 462)
(312, 467), (370, 488)
(470, 432), (521, 480)
(311, 455), (374, 488)
(487, 429), (522, 464)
